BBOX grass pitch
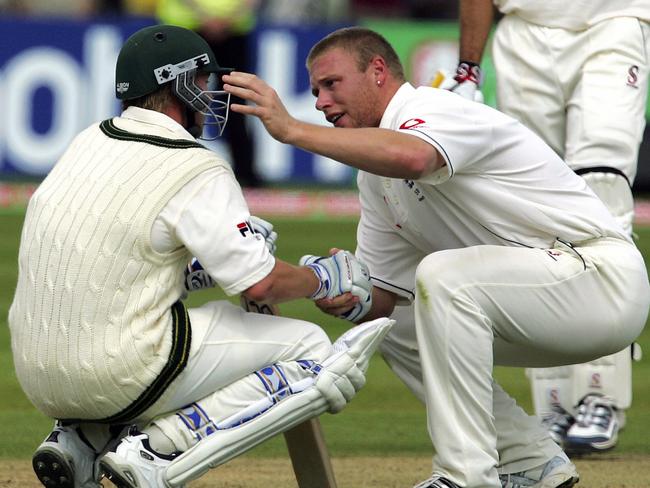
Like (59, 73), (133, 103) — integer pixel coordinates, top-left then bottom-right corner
(0, 212), (649, 486)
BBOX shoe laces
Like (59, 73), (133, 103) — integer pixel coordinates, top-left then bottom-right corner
(500, 455), (568, 488)
(574, 394), (616, 429)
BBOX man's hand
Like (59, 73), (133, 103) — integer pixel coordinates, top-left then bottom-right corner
(432, 61), (484, 103)
(223, 72), (296, 144)
(300, 250), (372, 322)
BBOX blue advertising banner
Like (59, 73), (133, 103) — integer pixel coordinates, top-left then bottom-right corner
(0, 17), (154, 177)
(2, 17), (649, 187)
(0, 17), (353, 184)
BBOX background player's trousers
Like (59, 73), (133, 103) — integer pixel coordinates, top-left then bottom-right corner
(492, 15), (650, 182)
(413, 238), (649, 488)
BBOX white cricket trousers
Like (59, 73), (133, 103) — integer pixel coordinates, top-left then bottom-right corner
(380, 307), (562, 476)
(75, 300), (332, 451)
(492, 15), (650, 182)
(156, 300), (332, 415)
(413, 238), (649, 488)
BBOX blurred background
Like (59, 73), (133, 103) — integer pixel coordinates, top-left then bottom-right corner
(1, 0), (647, 195)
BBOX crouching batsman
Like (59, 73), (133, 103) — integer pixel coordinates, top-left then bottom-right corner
(8, 25), (392, 488)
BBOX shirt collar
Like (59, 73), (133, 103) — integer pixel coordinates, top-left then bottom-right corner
(118, 106), (197, 141)
(380, 82), (416, 129)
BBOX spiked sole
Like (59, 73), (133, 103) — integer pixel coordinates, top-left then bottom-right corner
(32, 448), (75, 488)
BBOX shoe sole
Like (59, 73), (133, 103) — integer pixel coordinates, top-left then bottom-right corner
(565, 434), (618, 454)
(32, 447), (75, 488)
(99, 458), (138, 488)
(534, 468), (580, 488)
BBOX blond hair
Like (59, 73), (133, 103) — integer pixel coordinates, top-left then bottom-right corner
(307, 27), (405, 81)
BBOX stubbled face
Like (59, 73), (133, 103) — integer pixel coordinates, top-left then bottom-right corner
(309, 48), (382, 128)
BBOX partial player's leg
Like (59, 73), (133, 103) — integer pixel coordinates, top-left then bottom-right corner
(412, 241), (647, 488)
(379, 304), (425, 402)
(98, 317), (393, 487)
(492, 14), (568, 157)
(386, 305), (576, 488)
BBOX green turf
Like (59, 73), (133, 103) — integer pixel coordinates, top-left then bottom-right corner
(0, 212), (648, 458)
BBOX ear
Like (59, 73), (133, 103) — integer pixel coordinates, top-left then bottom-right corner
(369, 55), (388, 87)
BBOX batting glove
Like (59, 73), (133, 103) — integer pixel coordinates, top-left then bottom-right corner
(299, 250), (373, 322)
(432, 61), (484, 103)
(184, 257), (215, 291)
(250, 215), (278, 255)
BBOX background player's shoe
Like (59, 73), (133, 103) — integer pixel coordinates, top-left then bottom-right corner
(413, 476), (461, 488)
(541, 405), (575, 446)
(500, 452), (579, 488)
(32, 422), (101, 488)
(99, 428), (179, 488)
(565, 394), (619, 453)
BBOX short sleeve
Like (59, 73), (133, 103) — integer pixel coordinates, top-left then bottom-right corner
(391, 89), (499, 183)
(157, 167), (275, 296)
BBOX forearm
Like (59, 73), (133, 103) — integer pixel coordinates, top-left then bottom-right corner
(244, 260), (319, 304)
(287, 121), (443, 179)
(357, 287), (397, 322)
(459, 0), (495, 63)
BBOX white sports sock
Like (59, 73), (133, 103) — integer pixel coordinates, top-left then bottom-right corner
(144, 424), (178, 455)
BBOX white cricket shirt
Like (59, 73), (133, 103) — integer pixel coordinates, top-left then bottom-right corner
(356, 83), (629, 302)
(127, 108), (276, 297)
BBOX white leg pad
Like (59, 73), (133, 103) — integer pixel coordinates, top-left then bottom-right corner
(528, 347), (633, 417)
(527, 366), (574, 416)
(164, 385), (328, 487)
(580, 171), (634, 236)
(162, 317), (394, 487)
(569, 347), (632, 410)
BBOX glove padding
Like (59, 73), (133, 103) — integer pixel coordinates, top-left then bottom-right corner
(300, 250), (373, 322)
(250, 215), (278, 255)
(315, 317), (394, 413)
(432, 61), (484, 103)
(315, 353), (365, 413)
(184, 257), (215, 291)
(184, 215), (277, 292)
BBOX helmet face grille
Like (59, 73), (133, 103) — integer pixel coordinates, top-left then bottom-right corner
(173, 71), (230, 140)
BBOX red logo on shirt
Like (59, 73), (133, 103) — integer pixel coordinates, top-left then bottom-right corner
(237, 221), (252, 237)
(399, 118), (426, 130)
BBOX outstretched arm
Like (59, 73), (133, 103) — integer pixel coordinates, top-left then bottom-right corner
(222, 72), (443, 180)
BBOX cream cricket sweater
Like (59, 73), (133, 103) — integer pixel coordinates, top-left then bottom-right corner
(9, 110), (223, 420)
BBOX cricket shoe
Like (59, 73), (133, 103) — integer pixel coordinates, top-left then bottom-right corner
(413, 476), (461, 488)
(32, 422), (101, 488)
(99, 428), (180, 488)
(564, 394), (618, 453)
(541, 404), (575, 447)
(500, 452), (579, 488)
